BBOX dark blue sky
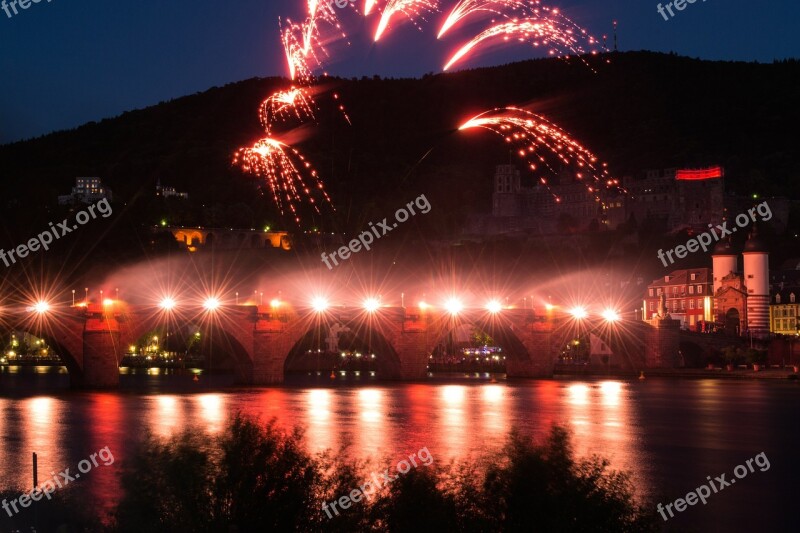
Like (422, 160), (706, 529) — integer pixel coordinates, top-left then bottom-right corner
(1, 0), (797, 143)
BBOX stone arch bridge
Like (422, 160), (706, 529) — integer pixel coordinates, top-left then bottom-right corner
(3, 305), (738, 388)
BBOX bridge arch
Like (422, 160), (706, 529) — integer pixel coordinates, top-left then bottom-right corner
(284, 318), (403, 379)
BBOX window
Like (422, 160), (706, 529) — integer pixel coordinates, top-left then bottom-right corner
(690, 273), (696, 281)
(698, 299), (702, 309)
(690, 300), (695, 309)
(649, 288), (654, 297)
(776, 294), (782, 304)
(792, 293), (796, 304)
(649, 302), (654, 312)
(657, 288), (662, 296)
(680, 300), (685, 310)
(673, 287), (678, 295)
(697, 285), (703, 294)
(689, 286), (695, 294)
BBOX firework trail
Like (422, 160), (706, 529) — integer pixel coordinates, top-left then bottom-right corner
(240, 1), (352, 223)
(438, 0), (528, 39)
(443, 11), (603, 70)
(439, 0), (598, 70)
(364, 0), (380, 15)
(459, 108), (622, 201)
(234, 138), (333, 224)
(260, 88), (316, 134)
(375, 0), (441, 42)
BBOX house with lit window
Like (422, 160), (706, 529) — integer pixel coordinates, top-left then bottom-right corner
(58, 177), (113, 205)
(644, 268), (714, 328)
(770, 288), (800, 335)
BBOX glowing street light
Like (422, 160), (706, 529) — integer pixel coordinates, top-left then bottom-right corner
(203, 297), (221, 311)
(311, 296), (329, 313)
(419, 301), (430, 310)
(160, 297), (176, 311)
(601, 308), (621, 323)
(103, 299), (114, 307)
(32, 301), (50, 314)
(569, 306), (588, 319)
(363, 297), (380, 313)
(486, 300), (503, 314)
(270, 299), (282, 308)
(444, 297), (463, 316)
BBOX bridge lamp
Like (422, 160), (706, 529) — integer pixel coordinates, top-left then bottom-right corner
(569, 306), (588, 320)
(418, 301), (430, 310)
(486, 300), (503, 314)
(270, 299), (282, 309)
(32, 301), (50, 314)
(203, 297), (221, 311)
(311, 296), (329, 313)
(363, 298), (380, 313)
(103, 299), (115, 307)
(444, 297), (463, 316)
(159, 297), (177, 311)
(601, 308), (621, 323)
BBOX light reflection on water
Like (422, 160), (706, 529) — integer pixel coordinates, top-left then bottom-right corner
(2, 377), (799, 531)
(2, 381), (647, 492)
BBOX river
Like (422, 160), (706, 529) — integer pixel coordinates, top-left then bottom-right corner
(1, 369), (798, 531)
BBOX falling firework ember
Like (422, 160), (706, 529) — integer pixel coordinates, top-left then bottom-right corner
(438, 0), (529, 39)
(260, 88), (316, 134)
(443, 10), (603, 70)
(459, 107), (623, 202)
(233, 138), (333, 224)
(375, 0), (441, 42)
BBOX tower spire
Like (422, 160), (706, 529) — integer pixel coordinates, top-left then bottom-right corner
(613, 20), (618, 52)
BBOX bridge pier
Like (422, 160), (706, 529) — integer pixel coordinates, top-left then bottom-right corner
(506, 320), (554, 378)
(645, 318), (682, 368)
(249, 331), (297, 384)
(79, 315), (122, 388)
(394, 331), (433, 380)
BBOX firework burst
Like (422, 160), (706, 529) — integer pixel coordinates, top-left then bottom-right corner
(459, 107), (622, 201)
(234, 137), (333, 224)
(260, 88), (316, 134)
(375, 0), (441, 42)
(444, 17), (597, 70)
(438, 0), (528, 39)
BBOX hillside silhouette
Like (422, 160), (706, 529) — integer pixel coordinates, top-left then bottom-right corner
(1, 51), (798, 238)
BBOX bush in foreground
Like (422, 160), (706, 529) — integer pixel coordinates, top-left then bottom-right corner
(111, 415), (657, 532)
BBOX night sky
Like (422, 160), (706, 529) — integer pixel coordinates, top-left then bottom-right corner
(1, 0), (797, 144)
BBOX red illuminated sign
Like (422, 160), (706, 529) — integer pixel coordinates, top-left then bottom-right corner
(676, 167), (724, 181)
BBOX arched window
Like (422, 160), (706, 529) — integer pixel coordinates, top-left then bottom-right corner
(791, 293), (796, 304)
(776, 294), (781, 304)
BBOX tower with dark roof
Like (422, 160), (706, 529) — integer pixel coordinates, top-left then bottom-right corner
(742, 225), (770, 336)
